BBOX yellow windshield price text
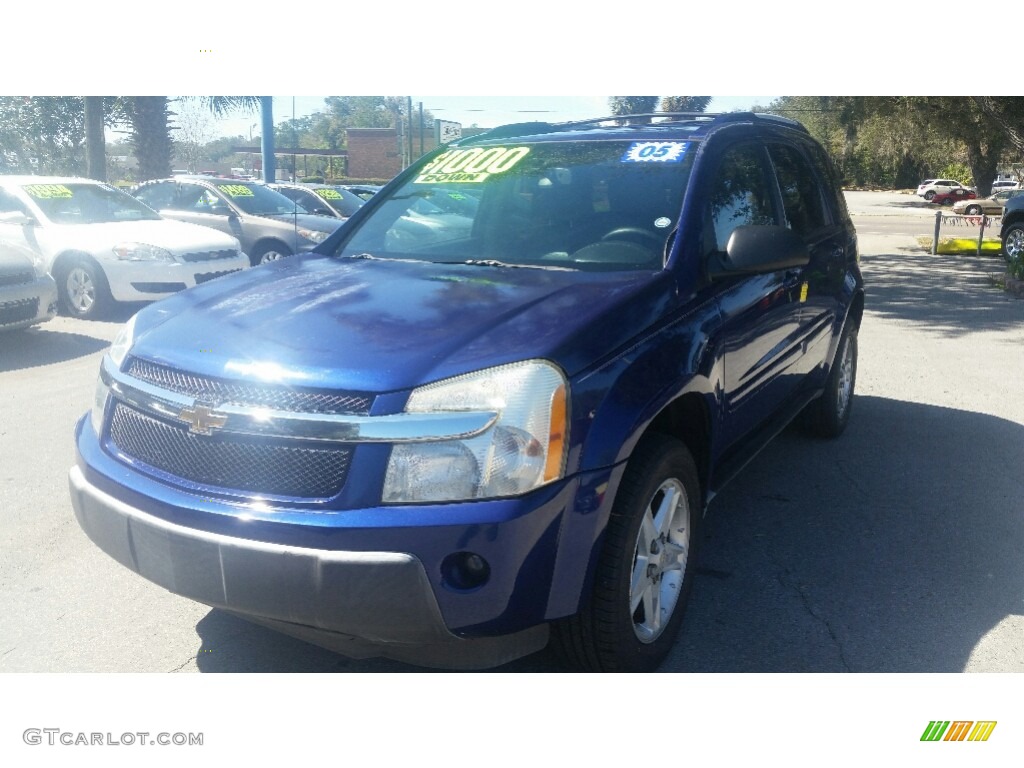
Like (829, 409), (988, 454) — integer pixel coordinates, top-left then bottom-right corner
(217, 185), (254, 197)
(24, 184), (73, 199)
(316, 189), (343, 200)
(414, 146), (530, 184)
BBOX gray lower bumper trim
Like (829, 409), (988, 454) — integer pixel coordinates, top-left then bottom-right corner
(68, 466), (548, 667)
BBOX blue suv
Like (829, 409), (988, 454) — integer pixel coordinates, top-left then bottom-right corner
(69, 112), (863, 671)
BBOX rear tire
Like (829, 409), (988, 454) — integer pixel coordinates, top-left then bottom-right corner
(800, 321), (858, 438)
(552, 434), (700, 672)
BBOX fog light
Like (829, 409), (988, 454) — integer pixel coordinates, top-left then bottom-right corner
(441, 551), (491, 591)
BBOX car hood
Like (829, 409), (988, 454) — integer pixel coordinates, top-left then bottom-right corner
(127, 255), (676, 394)
(38, 218), (239, 255)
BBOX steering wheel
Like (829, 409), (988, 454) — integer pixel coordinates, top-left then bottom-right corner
(601, 227), (663, 248)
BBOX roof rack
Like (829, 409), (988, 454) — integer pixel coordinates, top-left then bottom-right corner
(456, 111), (806, 145)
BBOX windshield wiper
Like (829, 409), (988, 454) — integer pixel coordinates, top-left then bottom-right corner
(438, 259), (572, 271)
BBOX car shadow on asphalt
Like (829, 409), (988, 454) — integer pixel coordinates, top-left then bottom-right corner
(192, 394), (1023, 673)
(0, 326), (110, 372)
(669, 394), (1024, 672)
(863, 251), (1021, 337)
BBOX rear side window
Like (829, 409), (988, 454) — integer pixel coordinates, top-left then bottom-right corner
(134, 182), (175, 210)
(709, 144), (777, 252)
(806, 143), (849, 222)
(767, 144), (828, 234)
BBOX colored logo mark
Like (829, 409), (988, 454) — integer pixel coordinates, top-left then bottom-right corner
(920, 721), (997, 742)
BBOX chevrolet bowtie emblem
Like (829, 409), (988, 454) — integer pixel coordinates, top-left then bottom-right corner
(178, 404), (228, 435)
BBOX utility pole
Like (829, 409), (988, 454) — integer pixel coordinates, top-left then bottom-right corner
(260, 97), (275, 183)
(407, 96), (414, 167)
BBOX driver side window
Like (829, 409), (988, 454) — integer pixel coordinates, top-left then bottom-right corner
(708, 144), (777, 252)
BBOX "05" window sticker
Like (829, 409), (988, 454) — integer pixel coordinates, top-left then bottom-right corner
(23, 184), (74, 199)
(622, 142), (690, 163)
(315, 189), (343, 200)
(414, 146), (531, 184)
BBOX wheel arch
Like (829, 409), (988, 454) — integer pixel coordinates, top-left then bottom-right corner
(643, 392), (713, 509)
(249, 238), (294, 266)
(51, 249), (102, 279)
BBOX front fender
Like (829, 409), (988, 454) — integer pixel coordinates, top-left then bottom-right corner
(570, 297), (721, 473)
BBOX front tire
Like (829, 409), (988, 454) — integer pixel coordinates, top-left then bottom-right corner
(1003, 222), (1024, 261)
(58, 256), (111, 319)
(552, 434), (700, 672)
(250, 241), (292, 266)
(801, 321), (858, 438)
(924, 190), (936, 201)
(965, 204), (981, 215)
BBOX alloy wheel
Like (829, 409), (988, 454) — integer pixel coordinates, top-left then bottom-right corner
(630, 478), (690, 643)
(67, 267), (95, 313)
(1006, 228), (1024, 260)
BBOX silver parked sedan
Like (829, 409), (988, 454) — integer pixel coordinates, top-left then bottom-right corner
(952, 189), (1024, 215)
(132, 176), (345, 266)
(0, 238), (57, 331)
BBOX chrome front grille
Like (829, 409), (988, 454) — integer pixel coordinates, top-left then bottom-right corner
(125, 357), (373, 415)
(109, 402), (353, 498)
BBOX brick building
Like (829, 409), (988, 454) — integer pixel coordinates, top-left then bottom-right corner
(346, 128), (440, 180)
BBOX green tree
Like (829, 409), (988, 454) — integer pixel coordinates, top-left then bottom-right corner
(659, 96), (712, 113)
(0, 96), (89, 174)
(970, 97), (1024, 161)
(119, 96), (260, 181)
(609, 97), (659, 123)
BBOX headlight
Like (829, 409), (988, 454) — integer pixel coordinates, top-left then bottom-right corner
(383, 360), (569, 503)
(91, 313), (137, 435)
(297, 228), (329, 244)
(108, 313), (137, 369)
(112, 242), (175, 261)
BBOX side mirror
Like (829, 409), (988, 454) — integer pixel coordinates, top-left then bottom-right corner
(708, 225), (810, 279)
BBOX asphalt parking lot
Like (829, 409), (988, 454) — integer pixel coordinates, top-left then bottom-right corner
(1, 193), (1022, 673)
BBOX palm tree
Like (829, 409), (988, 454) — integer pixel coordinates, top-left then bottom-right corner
(123, 96), (261, 181)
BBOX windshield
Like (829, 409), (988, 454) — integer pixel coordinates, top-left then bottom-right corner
(213, 182), (310, 216)
(22, 183), (162, 224)
(334, 140), (695, 271)
(319, 186), (365, 217)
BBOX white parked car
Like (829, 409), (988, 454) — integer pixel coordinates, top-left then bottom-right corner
(0, 176), (250, 319)
(916, 178), (975, 201)
(990, 180), (1020, 192)
(0, 238), (57, 331)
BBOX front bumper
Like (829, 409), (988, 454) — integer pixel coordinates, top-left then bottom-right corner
(101, 253), (250, 302)
(69, 465), (549, 669)
(0, 274), (58, 329)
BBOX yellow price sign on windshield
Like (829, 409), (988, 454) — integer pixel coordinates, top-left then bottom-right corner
(217, 184), (254, 197)
(24, 184), (73, 199)
(414, 146), (530, 184)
